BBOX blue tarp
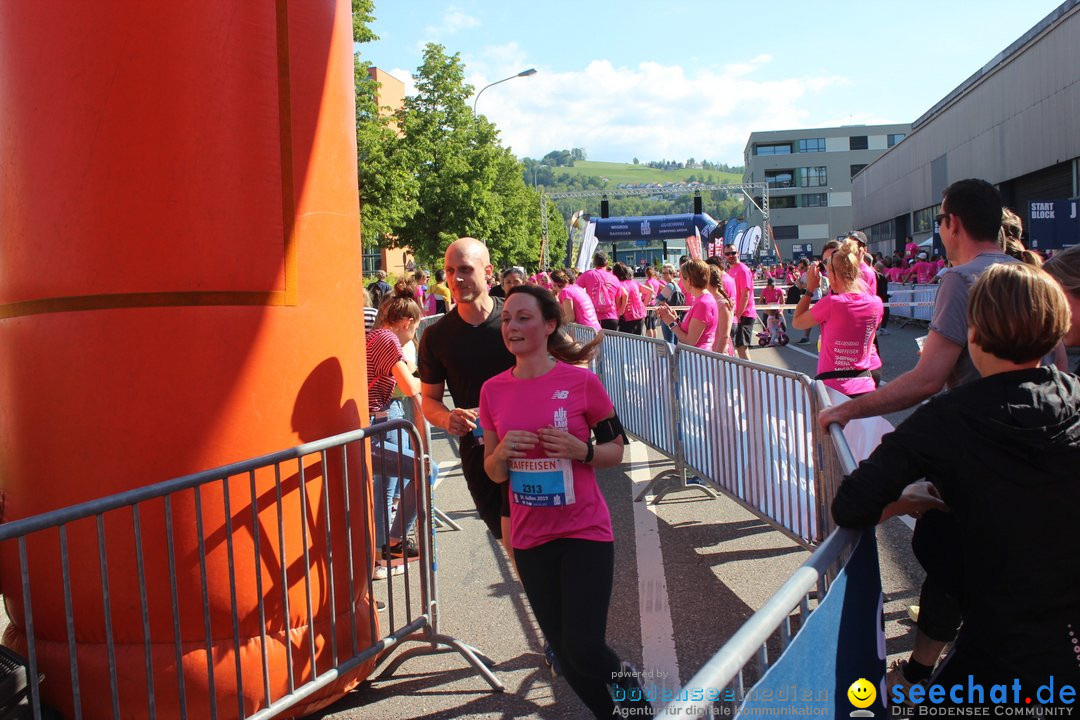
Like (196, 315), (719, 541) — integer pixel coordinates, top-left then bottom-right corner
(591, 213), (719, 243)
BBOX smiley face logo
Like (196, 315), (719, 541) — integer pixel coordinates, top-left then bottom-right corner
(847, 678), (877, 709)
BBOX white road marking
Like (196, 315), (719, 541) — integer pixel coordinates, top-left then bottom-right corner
(628, 440), (681, 690)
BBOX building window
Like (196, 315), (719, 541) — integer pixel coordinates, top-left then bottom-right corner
(850, 164), (867, 178)
(771, 195), (797, 208)
(849, 136), (868, 150)
(795, 138), (825, 153)
(887, 133), (906, 147)
(797, 166), (827, 187)
(755, 143), (791, 155)
(765, 170), (795, 189)
(772, 225), (799, 240)
(869, 219), (895, 244)
(362, 251), (382, 274)
(913, 204), (941, 234)
(799, 193), (828, 207)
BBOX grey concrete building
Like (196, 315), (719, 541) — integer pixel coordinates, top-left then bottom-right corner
(742, 123), (911, 259)
(852, 0), (1080, 256)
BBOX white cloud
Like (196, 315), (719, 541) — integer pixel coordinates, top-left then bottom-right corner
(423, 6), (480, 38)
(466, 55), (852, 165)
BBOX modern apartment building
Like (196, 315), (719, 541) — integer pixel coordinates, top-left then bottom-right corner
(742, 123), (911, 259)
(852, 0), (1080, 256)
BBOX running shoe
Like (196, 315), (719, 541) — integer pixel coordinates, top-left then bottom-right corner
(797, 337), (810, 344)
(373, 563), (405, 580)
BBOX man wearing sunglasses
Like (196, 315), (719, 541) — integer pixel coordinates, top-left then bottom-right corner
(724, 244), (756, 360)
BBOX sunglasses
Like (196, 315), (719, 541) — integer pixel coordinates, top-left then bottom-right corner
(935, 213), (950, 226)
(724, 251), (738, 256)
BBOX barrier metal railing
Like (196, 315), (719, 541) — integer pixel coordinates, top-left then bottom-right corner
(573, 325), (832, 545)
(676, 346), (824, 545)
(0, 420), (500, 720)
(887, 283), (937, 323)
(659, 381), (861, 717)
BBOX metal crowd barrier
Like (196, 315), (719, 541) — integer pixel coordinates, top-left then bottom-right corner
(659, 382), (862, 717)
(415, 313), (444, 347)
(676, 346), (824, 544)
(887, 283), (937, 323)
(0, 420), (499, 719)
(573, 325), (832, 545)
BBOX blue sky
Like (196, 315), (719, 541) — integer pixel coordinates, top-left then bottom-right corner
(361, 1), (1064, 165)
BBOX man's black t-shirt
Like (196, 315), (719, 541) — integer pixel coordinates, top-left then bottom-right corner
(418, 296), (515, 409)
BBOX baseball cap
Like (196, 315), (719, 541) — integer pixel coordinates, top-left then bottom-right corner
(848, 231), (868, 247)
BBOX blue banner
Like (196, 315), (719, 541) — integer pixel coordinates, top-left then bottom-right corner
(738, 528), (886, 718)
(1028, 200), (1080, 250)
(724, 218), (739, 245)
(591, 213), (719, 242)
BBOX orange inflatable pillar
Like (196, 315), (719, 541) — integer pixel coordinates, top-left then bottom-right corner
(0, 1), (374, 718)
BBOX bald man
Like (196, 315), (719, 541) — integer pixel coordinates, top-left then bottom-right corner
(418, 238), (516, 549)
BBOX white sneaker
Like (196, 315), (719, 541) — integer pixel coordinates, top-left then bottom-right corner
(373, 563), (404, 580)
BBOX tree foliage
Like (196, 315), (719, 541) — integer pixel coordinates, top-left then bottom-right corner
(392, 44), (540, 269)
(353, 0), (418, 248)
(351, 3), (546, 270)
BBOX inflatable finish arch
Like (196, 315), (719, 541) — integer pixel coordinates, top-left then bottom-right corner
(0, 2), (374, 717)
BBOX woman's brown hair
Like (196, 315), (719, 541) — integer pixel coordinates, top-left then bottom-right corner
(680, 259), (709, 289)
(374, 280), (422, 328)
(968, 263), (1070, 363)
(707, 265), (731, 302)
(506, 285), (602, 364)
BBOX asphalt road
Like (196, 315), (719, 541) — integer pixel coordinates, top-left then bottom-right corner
(307, 315), (939, 720)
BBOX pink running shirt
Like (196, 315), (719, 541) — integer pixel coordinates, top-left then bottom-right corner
(727, 263), (756, 318)
(620, 279), (646, 321)
(576, 268), (620, 321)
(761, 286), (784, 305)
(810, 292), (883, 396)
(558, 284), (601, 330)
(479, 363), (616, 550)
(680, 291), (718, 350)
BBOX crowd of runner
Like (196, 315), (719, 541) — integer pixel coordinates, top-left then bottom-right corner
(359, 178), (1080, 717)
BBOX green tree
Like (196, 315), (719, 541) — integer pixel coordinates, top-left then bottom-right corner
(394, 44), (538, 268)
(353, 1), (418, 249)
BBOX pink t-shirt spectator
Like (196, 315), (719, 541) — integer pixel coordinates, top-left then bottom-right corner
(810, 292), (883, 396)
(761, 286), (784, 305)
(576, 268), (620, 321)
(721, 273), (737, 324)
(913, 261), (937, 284)
(858, 262), (877, 295)
(680, 291), (718, 350)
(558, 284), (601, 330)
(620, 279), (646, 321)
(479, 362), (615, 551)
(905, 242), (919, 259)
(644, 277), (664, 305)
(886, 267), (905, 283)
(727, 262), (756, 318)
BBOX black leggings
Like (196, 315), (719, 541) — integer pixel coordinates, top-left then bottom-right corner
(515, 538), (649, 718)
(911, 510), (963, 642)
(618, 318), (644, 335)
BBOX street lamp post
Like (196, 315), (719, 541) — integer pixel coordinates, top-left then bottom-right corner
(472, 68), (537, 114)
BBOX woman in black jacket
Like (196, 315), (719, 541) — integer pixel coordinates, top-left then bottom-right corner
(831, 263), (1080, 704)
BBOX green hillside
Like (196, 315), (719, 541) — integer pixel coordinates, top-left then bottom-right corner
(555, 160), (743, 186)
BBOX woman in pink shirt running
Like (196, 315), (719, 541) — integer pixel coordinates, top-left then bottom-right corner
(551, 269), (601, 330)
(479, 285), (651, 718)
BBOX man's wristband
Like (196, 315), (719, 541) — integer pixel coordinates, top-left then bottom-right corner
(583, 439), (595, 464)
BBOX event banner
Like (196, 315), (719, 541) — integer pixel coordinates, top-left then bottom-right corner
(1028, 199), (1079, 250)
